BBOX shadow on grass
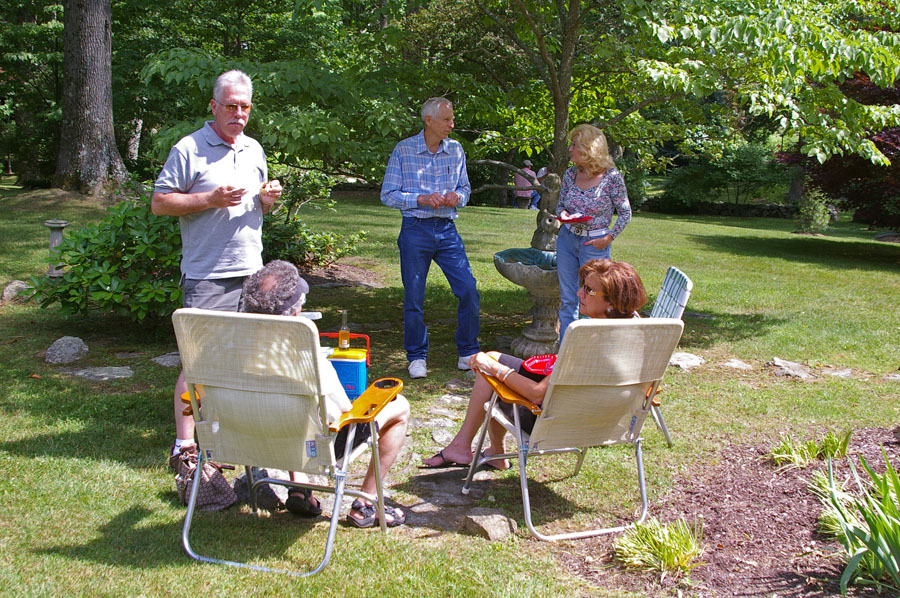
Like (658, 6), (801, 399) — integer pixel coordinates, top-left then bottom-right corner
(691, 232), (900, 271)
(40, 504), (332, 570)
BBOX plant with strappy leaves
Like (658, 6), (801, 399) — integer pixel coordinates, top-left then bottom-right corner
(613, 517), (704, 577)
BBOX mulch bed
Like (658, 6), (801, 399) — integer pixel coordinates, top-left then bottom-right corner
(561, 427), (900, 597)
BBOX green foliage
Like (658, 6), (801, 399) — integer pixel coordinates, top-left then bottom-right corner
(261, 169), (367, 268)
(770, 434), (820, 469)
(796, 185), (832, 234)
(29, 188), (181, 322)
(613, 517), (704, 576)
(770, 429), (853, 469)
(824, 454), (900, 594)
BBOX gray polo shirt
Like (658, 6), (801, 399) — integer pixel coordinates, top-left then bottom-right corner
(154, 121), (267, 280)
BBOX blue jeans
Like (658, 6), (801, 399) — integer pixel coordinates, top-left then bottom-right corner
(528, 190), (540, 209)
(556, 225), (611, 345)
(398, 217), (481, 361)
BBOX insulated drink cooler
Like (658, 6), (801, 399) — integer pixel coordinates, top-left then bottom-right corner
(319, 332), (370, 400)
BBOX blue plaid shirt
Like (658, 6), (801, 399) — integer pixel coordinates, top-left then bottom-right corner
(380, 130), (471, 219)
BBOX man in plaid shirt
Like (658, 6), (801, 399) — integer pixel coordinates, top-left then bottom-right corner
(380, 97), (481, 380)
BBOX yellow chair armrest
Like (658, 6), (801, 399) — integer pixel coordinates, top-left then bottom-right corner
(179, 384), (205, 416)
(478, 371), (542, 416)
(329, 378), (404, 432)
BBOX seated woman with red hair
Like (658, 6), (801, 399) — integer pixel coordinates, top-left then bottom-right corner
(422, 259), (648, 470)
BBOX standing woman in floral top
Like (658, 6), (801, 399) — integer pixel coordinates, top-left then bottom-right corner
(555, 124), (631, 344)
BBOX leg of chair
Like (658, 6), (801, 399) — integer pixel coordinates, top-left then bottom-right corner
(651, 404), (674, 447)
(245, 466), (258, 515)
(182, 447), (347, 576)
(461, 392), (498, 495)
(369, 420), (387, 533)
(634, 438), (649, 525)
(572, 448), (588, 476)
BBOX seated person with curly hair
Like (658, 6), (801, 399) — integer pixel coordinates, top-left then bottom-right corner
(243, 260), (410, 528)
(422, 259), (647, 470)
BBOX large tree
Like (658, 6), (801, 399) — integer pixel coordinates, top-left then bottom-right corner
(55, 0), (127, 195)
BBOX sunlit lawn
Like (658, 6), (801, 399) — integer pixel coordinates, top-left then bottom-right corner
(1, 181), (898, 596)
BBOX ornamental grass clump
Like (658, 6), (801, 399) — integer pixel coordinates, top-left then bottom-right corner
(769, 430), (852, 470)
(770, 434), (819, 469)
(822, 453), (900, 594)
(613, 518), (704, 576)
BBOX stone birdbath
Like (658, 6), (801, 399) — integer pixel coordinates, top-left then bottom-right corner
(493, 173), (562, 358)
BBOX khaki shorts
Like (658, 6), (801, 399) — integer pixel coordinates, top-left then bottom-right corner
(181, 277), (245, 312)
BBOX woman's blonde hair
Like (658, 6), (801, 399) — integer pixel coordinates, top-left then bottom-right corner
(579, 259), (647, 318)
(569, 123), (615, 176)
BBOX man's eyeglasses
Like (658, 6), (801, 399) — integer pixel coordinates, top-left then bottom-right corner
(580, 281), (603, 297)
(214, 100), (252, 113)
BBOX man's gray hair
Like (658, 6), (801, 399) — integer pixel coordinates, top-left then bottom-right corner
(421, 97), (452, 122)
(213, 70), (253, 102)
(241, 260), (308, 316)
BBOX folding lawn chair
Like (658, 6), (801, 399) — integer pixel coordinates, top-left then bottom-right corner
(647, 266), (693, 447)
(461, 318), (684, 541)
(172, 308), (403, 576)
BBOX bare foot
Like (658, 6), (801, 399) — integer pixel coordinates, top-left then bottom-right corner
(481, 448), (510, 470)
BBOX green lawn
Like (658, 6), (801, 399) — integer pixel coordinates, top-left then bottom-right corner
(1, 184), (899, 596)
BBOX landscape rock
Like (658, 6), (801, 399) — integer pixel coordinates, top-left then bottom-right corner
(2, 280), (29, 304)
(437, 393), (468, 406)
(59, 366), (134, 381)
(822, 367), (853, 379)
(669, 352), (705, 370)
(444, 378), (474, 393)
(153, 352), (181, 368)
(45, 336), (88, 364)
(410, 416), (457, 430)
(885, 374), (900, 382)
(431, 429), (454, 445)
(115, 352), (143, 359)
(723, 359), (753, 370)
(874, 231), (900, 244)
(770, 357), (813, 379)
(462, 507), (518, 541)
(428, 407), (459, 419)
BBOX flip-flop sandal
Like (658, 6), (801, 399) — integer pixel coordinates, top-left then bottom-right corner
(419, 450), (470, 469)
(347, 499), (406, 528)
(285, 488), (322, 517)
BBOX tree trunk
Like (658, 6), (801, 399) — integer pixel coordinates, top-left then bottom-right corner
(123, 118), (143, 165)
(55, 0), (127, 196)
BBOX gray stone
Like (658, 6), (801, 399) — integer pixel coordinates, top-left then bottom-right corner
(444, 379), (474, 393)
(462, 507), (518, 541)
(431, 429), (455, 445)
(2, 280), (29, 304)
(410, 417), (457, 429)
(885, 374), (900, 382)
(770, 357), (813, 379)
(429, 407), (459, 419)
(669, 352), (705, 370)
(823, 367), (853, 379)
(874, 231), (900, 244)
(723, 359), (753, 370)
(45, 336), (88, 364)
(115, 352), (143, 359)
(59, 366), (134, 381)
(153, 352), (181, 368)
(437, 393), (468, 406)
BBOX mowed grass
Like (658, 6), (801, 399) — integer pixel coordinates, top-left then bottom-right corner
(1, 181), (899, 597)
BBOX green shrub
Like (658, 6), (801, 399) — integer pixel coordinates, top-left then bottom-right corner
(262, 169), (366, 269)
(770, 434), (820, 469)
(613, 517), (704, 576)
(30, 189), (182, 322)
(824, 454), (900, 594)
(797, 186), (832, 233)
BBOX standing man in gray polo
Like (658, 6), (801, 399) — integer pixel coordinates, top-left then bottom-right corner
(152, 69), (282, 464)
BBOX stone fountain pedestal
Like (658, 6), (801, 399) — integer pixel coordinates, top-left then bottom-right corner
(494, 249), (560, 357)
(492, 171), (563, 358)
